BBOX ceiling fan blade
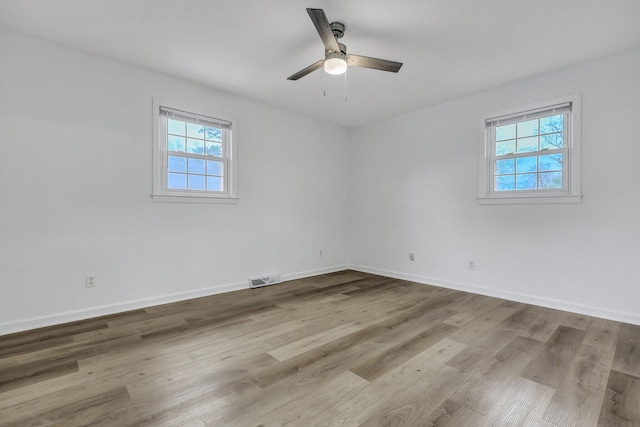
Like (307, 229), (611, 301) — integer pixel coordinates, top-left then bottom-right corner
(287, 59), (324, 81)
(346, 54), (403, 73)
(307, 8), (340, 53)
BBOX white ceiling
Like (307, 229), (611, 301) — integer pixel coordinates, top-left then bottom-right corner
(2, 0), (640, 128)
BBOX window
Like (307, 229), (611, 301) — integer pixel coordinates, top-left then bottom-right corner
(478, 95), (582, 204)
(152, 100), (237, 203)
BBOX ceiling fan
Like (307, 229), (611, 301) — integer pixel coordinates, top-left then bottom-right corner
(287, 8), (403, 81)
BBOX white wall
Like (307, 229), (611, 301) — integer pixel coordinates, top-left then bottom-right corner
(348, 48), (640, 325)
(0, 29), (349, 334)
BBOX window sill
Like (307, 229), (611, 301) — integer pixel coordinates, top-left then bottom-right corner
(478, 194), (582, 205)
(152, 193), (238, 204)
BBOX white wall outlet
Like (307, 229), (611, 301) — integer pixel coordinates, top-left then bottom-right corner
(409, 252), (415, 261)
(319, 249), (323, 257)
(467, 260), (476, 270)
(85, 275), (96, 288)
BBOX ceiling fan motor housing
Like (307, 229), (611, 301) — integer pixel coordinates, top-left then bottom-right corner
(327, 22), (347, 57)
(326, 42), (347, 56)
(330, 22), (345, 39)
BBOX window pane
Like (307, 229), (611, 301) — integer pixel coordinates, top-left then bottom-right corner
(517, 136), (538, 153)
(516, 156), (537, 173)
(168, 135), (186, 152)
(540, 114), (563, 134)
(496, 124), (516, 141)
(187, 138), (204, 154)
(207, 176), (223, 191)
(187, 123), (204, 139)
(168, 173), (186, 189)
(168, 156), (186, 173)
(167, 119), (185, 136)
(188, 158), (205, 174)
(540, 133), (563, 150)
(206, 127), (222, 142)
(496, 159), (514, 175)
(496, 139), (515, 156)
(539, 154), (562, 172)
(207, 160), (223, 176)
(539, 172), (562, 189)
(496, 175), (514, 191)
(187, 174), (205, 190)
(206, 142), (223, 157)
(517, 119), (539, 137)
(482, 98), (578, 202)
(516, 173), (537, 190)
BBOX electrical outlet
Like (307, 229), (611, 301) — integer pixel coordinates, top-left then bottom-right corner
(319, 249), (323, 257)
(467, 260), (476, 270)
(86, 275), (96, 288)
(409, 252), (415, 261)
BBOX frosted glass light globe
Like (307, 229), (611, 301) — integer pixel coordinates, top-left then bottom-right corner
(324, 57), (347, 75)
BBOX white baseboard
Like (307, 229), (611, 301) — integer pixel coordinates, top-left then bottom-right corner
(350, 264), (640, 326)
(282, 264), (349, 282)
(0, 265), (349, 336)
(0, 281), (248, 336)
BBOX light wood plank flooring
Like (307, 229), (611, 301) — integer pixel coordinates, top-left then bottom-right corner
(1, 270), (638, 426)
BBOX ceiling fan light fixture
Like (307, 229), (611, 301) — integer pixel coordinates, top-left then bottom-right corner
(324, 52), (347, 75)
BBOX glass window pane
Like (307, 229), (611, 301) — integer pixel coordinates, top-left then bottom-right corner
(168, 135), (186, 152)
(496, 159), (514, 175)
(187, 123), (204, 139)
(187, 174), (205, 190)
(540, 133), (563, 150)
(517, 136), (538, 153)
(167, 173), (186, 189)
(188, 158), (205, 174)
(516, 173), (537, 190)
(206, 142), (223, 157)
(207, 176), (223, 191)
(206, 127), (222, 142)
(187, 138), (204, 154)
(167, 119), (185, 136)
(539, 154), (562, 172)
(496, 139), (515, 156)
(516, 156), (537, 173)
(168, 156), (186, 173)
(540, 114), (563, 134)
(207, 160), (223, 176)
(539, 172), (562, 189)
(496, 175), (514, 191)
(496, 124), (516, 141)
(517, 119), (539, 137)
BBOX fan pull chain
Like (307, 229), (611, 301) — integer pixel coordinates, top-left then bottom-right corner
(323, 70), (327, 97)
(343, 68), (348, 102)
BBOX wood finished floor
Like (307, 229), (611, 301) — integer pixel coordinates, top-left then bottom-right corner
(1, 270), (639, 426)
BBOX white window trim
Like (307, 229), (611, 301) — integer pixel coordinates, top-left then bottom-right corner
(152, 98), (238, 203)
(478, 94), (582, 205)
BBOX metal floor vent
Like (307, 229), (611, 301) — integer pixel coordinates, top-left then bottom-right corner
(249, 273), (282, 289)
